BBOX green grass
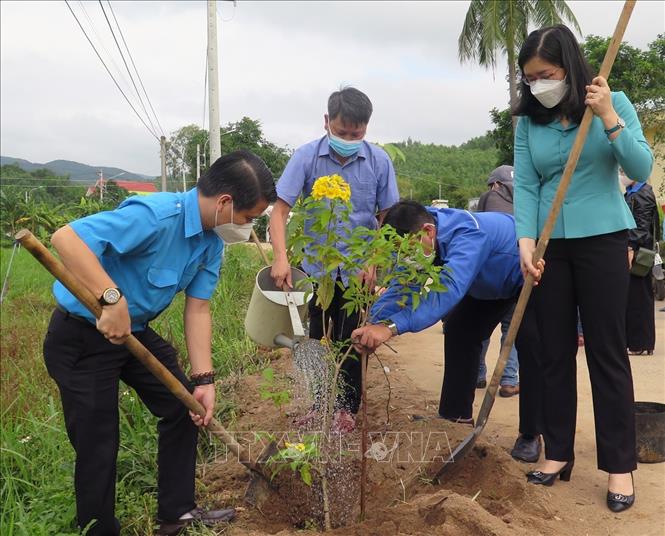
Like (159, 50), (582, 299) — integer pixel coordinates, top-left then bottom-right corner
(0, 242), (271, 535)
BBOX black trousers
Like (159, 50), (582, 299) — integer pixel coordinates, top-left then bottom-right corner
(534, 230), (636, 473)
(308, 279), (363, 414)
(438, 294), (543, 437)
(43, 309), (198, 535)
(626, 273), (655, 352)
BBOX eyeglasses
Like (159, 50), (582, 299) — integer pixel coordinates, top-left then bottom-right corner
(519, 68), (564, 86)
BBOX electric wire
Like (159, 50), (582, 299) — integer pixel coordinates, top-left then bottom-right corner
(99, 0), (159, 138)
(76, 0), (134, 96)
(216, 1), (236, 23)
(64, 0), (159, 141)
(106, 0), (165, 137)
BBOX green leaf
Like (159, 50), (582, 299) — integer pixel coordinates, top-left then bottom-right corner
(300, 465), (313, 486)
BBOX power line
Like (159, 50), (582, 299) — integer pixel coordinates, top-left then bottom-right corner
(76, 0), (133, 96)
(64, 0), (159, 141)
(98, 0), (159, 138)
(106, 1), (165, 137)
(1, 184), (98, 188)
(216, 1), (237, 23)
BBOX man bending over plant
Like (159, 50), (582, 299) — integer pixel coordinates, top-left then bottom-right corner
(352, 200), (545, 463)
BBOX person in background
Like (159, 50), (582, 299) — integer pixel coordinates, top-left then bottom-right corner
(351, 201), (544, 463)
(44, 151), (276, 535)
(475, 165), (520, 398)
(513, 25), (653, 512)
(269, 86), (399, 432)
(621, 168), (659, 355)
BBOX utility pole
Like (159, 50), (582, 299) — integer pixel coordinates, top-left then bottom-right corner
(160, 135), (167, 192)
(98, 170), (104, 203)
(196, 143), (201, 181)
(207, 0), (221, 165)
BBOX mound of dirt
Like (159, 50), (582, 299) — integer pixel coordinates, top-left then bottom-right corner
(199, 350), (567, 535)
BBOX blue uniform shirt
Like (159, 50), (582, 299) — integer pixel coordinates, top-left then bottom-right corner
(371, 208), (523, 334)
(53, 187), (223, 331)
(276, 136), (399, 284)
(625, 181), (646, 196)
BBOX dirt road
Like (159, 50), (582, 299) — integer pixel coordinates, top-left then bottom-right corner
(390, 304), (665, 536)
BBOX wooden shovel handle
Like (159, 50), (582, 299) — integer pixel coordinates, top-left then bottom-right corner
(250, 229), (271, 267)
(15, 229), (261, 473)
(476, 0), (637, 429)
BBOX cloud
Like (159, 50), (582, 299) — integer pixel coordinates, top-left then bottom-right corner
(1, 0), (662, 176)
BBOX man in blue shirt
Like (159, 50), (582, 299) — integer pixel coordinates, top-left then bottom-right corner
(269, 87), (399, 430)
(44, 151), (276, 536)
(352, 201), (544, 461)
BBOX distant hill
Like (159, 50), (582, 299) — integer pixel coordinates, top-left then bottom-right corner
(0, 156), (155, 184)
(389, 133), (498, 207)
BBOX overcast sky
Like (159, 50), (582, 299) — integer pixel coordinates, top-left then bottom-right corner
(1, 1), (663, 176)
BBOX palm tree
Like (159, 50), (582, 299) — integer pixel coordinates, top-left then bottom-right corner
(458, 0), (581, 129)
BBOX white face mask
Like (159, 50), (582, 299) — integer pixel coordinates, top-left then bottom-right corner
(213, 199), (253, 244)
(530, 78), (568, 109)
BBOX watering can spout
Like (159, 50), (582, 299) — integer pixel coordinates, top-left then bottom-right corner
(273, 333), (295, 349)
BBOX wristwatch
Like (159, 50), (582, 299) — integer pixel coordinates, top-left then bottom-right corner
(99, 287), (123, 306)
(604, 116), (625, 137)
(380, 320), (399, 337)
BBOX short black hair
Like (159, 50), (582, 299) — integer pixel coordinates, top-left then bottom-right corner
(382, 200), (436, 236)
(198, 150), (277, 210)
(328, 86), (373, 126)
(513, 25), (593, 125)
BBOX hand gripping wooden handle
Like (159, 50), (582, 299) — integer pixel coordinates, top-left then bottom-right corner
(15, 229), (262, 474)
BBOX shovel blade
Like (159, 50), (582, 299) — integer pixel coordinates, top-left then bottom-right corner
(433, 427), (481, 484)
(243, 439), (280, 506)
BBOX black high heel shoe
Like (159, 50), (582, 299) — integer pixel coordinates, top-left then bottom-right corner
(607, 473), (635, 513)
(526, 460), (574, 486)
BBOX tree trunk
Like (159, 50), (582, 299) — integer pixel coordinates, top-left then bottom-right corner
(507, 40), (519, 132)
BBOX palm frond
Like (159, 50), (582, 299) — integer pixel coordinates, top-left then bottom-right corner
(529, 0), (582, 35)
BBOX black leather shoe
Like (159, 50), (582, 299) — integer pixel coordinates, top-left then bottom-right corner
(526, 460), (574, 486)
(607, 491), (635, 512)
(156, 507), (236, 535)
(607, 474), (635, 513)
(511, 434), (542, 463)
(476, 378), (487, 389)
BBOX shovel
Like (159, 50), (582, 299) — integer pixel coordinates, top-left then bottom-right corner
(433, 0), (637, 483)
(15, 229), (278, 503)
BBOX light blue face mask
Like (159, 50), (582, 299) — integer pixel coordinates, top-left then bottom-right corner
(328, 130), (363, 158)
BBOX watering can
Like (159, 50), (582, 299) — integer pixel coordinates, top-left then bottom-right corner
(244, 265), (312, 348)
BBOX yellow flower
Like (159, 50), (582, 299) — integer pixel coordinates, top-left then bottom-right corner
(311, 174), (351, 202)
(284, 441), (306, 452)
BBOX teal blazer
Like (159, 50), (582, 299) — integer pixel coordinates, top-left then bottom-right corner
(514, 91), (653, 240)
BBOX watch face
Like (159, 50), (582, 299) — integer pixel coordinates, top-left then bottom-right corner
(103, 288), (121, 304)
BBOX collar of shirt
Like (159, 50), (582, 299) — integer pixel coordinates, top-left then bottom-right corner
(317, 135), (368, 165)
(184, 187), (204, 238)
(625, 181), (646, 196)
(546, 119), (578, 132)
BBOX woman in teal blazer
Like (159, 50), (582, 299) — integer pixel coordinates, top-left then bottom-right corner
(513, 25), (653, 513)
